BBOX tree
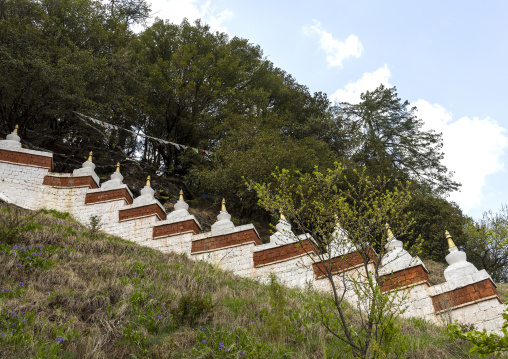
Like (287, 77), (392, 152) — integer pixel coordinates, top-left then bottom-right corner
(252, 164), (420, 358)
(403, 194), (466, 262)
(338, 84), (460, 195)
(107, 0), (150, 27)
(190, 119), (338, 219)
(0, 0), (142, 147)
(448, 318), (508, 357)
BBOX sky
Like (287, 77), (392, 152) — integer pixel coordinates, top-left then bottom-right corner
(141, 0), (508, 219)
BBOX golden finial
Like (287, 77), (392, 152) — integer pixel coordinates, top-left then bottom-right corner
(280, 209), (286, 221)
(13, 124), (18, 134)
(221, 198), (226, 212)
(179, 189), (184, 201)
(445, 230), (456, 249)
(334, 214), (340, 227)
(385, 223), (394, 239)
(87, 151), (93, 162)
(115, 162), (120, 172)
(146, 176), (151, 187)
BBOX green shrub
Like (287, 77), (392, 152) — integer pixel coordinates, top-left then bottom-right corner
(171, 293), (214, 326)
(40, 209), (70, 220)
(0, 205), (41, 245)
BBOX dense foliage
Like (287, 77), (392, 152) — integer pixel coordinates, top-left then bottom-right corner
(2, 0), (498, 266)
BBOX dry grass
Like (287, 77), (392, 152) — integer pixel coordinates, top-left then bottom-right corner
(422, 259), (447, 285)
(497, 283), (508, 303)
(0, 203), (499, 358)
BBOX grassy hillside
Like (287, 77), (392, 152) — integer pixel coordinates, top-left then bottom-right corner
(0, 202), (500, 358)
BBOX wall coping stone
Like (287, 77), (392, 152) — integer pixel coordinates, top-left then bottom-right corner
(0, 145), (53, 158)
(254, 250), (317, 268)
(72, 167), (100, 187)
(253, 233), (309, 252)
(431, 278), (502, 313)
(379, 264), (430, 292)
(85, 185), (134, 205)
(43, 174), (99, 189)
(191, 229), (260, 254)
(382, 280), (431, 294)
(192, 223), (260, 241)
(153, 218), (202, 238)
(427, 270), (494, 297)
(434, 294), (503, 314)
(165, 212), (202, 230)
(312, 249), (377, 279)
(124, 196), (165, 213)
(119, 202), (166, 221)
(155, 215), (200, 228)
(0, 147), (53, 169)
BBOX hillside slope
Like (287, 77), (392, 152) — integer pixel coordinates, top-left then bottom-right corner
(0, 203), (497, 358)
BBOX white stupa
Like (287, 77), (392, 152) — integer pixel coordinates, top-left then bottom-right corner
(101, 162), (124, 190)
(210, 198), (235, 234)
(380, 223), (424, 275)
(443, 230), (478, 281)
(133, 176), (156, 206)
(0, 125), (22, 149)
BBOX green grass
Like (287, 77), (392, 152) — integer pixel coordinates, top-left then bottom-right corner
(0, 202), (503, 358)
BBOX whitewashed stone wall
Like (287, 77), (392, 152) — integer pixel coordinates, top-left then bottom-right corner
(149, 232), (194, 255)
(0, 137), (506, 333)
(191, 242), (256, 277)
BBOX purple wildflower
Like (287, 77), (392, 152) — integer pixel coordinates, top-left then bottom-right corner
(56, 337), (65, 342)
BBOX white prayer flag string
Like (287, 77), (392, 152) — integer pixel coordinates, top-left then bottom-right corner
(74, 112), (214, 156)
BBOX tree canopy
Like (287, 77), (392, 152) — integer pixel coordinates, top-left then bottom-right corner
(0, 0), (473, 264)
(337, 85), (460, 195)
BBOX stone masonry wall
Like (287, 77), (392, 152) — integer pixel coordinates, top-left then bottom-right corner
(0, 141), (506, 333)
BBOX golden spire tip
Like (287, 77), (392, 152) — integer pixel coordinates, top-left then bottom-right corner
(221, 198), (226, 212)
(179, 189), (184, 201)
(115, 162), (120, 172)
(146, 175), (151, 187)
(385, 223), (394, 239)
(13, 124), (18, 134)
(280, 209), (286, 221)
(87, 151), (93, 162)
(445, 230), (456, 249)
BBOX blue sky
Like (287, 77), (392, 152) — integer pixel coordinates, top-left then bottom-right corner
(144, 0), (508, 219)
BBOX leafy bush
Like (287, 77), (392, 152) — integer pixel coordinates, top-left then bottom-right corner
(0, 205), (41, 245)
(171, 293), (214, 326)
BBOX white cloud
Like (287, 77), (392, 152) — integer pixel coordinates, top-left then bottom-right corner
(139, 0), (233, 33)
(330, 64), (391, 104)
(413, 100), (508, 213)
(303, 19), (363, 68)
